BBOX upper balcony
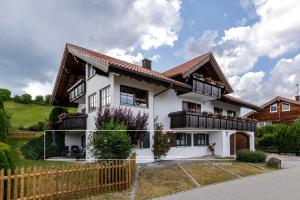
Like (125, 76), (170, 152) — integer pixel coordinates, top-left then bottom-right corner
(179, 76), (223, 101)
(168, 111), (256, 132)
(68, 79), (86, 103)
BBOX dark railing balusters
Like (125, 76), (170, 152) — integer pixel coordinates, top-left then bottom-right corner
(169, 111), (256, 131)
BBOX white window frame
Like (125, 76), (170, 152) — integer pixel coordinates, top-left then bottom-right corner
(100, 85), (111, 109)
(88, 93), (97, 112)
(282, 102), (290, 112)
(270, 104), (277, 113)
(87, 65), (96, 79)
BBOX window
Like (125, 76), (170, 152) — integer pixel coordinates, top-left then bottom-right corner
(227, 110), (237, 118)
(88, 93), (96, 112)
(270, 104), (277, 112)
(194, 134), (209, 146)
(214, 107), (223, 115)
(182, 101), (201, 113)
(258, 121), (272, 127)
(87, 65), (96, 78)
(282, 103), (290, 111)
(100, 86), (111, 109)
(176, 133), (191, 147)
(120, 85), (148, 107)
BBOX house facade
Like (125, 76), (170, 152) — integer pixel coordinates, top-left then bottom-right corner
(245, 96), (300, 126)
(51, 44), (259, 162)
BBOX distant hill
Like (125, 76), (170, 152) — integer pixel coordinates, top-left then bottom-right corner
(4, 101), (76, 130)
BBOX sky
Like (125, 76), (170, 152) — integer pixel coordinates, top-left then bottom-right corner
(0, 0), (300, 107)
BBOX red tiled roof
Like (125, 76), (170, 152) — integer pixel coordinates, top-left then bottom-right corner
(163, 52), (212, 78)
(67, 43), (190, 88)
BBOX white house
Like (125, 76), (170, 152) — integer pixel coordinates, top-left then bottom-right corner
(51, 43), (259, 163)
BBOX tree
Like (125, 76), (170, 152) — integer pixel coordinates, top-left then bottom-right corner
(21, 94), (32, 104)
(13, 95), (22, 103)
(95, 107), (148, 145)
(90, 120), (132, 160)
(34, 95), (44, 105)
(0, 88), (11, 101)
(45, 94), (52, 104)
(0, 108), (10, 142)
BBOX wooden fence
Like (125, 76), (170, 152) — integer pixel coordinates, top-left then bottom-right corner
(7, 131), (43, 140)
(0, 153), (136, 200)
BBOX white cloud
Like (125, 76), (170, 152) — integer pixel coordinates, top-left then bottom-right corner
(232, 54), (300, 106)
(0, 0), (182, 96)
(180, 0), (300, 76)
(106, 48), (144, 64)
(23, 81), (53, 98)
(229, 71), (265, 102)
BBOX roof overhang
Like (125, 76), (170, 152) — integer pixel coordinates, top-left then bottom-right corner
(220, 95), (260, 111)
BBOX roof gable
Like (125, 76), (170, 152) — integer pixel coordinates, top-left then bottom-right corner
(163, 53), (233, 94)
(244, 96), (300, 117)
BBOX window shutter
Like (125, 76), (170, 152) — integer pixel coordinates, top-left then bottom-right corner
(206, 134), (209, 145)
(193, 134), (198, 146)
(186, 133), (191, 146)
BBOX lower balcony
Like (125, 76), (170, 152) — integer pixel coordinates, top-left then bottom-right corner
(169, 111), (256, 132)
(54, 113), (87, 130)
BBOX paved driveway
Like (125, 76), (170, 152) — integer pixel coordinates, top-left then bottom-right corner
(156, 156), (300, 200)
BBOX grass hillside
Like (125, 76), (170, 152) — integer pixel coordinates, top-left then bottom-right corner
(4, 100), (76, 130)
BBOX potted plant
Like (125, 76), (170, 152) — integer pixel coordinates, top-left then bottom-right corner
(208, 143), (216, 156)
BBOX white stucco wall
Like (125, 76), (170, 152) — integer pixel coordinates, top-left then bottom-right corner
(71, 65), (255, 162)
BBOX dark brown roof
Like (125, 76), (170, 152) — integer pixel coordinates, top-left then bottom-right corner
(163, 53), (211, 78)
(221, 95), (260, 111)
(67, 44), (190, 88)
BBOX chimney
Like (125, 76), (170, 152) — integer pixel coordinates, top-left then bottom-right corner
(296, 84), (300, 101)
(142, 58), (152, 70)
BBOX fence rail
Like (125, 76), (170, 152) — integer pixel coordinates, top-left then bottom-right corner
(0, 153), (136, 200)
(7, 131), (43, 140)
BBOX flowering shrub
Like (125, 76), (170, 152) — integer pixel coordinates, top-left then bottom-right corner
(96, 107), (148, 145)
(152, 118), (173, 160)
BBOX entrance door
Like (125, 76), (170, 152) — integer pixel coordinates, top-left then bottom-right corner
(230, 132), (249, 155)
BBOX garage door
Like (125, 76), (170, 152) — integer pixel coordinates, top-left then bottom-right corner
(230, 132), (250, 155)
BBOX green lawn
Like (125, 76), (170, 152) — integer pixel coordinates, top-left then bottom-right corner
(4, 100), (76, 130)
(7, 139), (68, 169)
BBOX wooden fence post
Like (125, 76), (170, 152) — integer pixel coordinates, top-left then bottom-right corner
(7, 169), (11, 200)
(20, 168), (24, 200)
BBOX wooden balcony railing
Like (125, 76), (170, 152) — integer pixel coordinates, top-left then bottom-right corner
(169, 111), (256, 132)
(55, 114), (87, 130)
(192, 78), (222, 98)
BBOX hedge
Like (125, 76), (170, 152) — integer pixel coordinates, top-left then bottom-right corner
(0, 142), (15, 174)
(21, 132), (65, 160)
(236, 149), (266, 163)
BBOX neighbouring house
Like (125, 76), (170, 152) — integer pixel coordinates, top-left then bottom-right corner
(245, 96), (300, 126)
(51, 43), (260, 162)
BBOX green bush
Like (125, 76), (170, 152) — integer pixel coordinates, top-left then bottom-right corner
(0, 108), (10, 142)
(0, 142), (15, 174)
(236, 149), (266, 163)
(34, 95), (45, 105)
(13, 95), (22, 103)
(275, 121), (300, 155)
(49, 107), (68, 123)
(19, 121), (46, 131)
(45, 95), (52, 104)
(0, 88), (11, 101)
(21, 94), (32, 104)
(21, 132), (65, 159)
(256, 125), (275, 137)
(90, 120), (132, 160)
(257, 134), (276, 150)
